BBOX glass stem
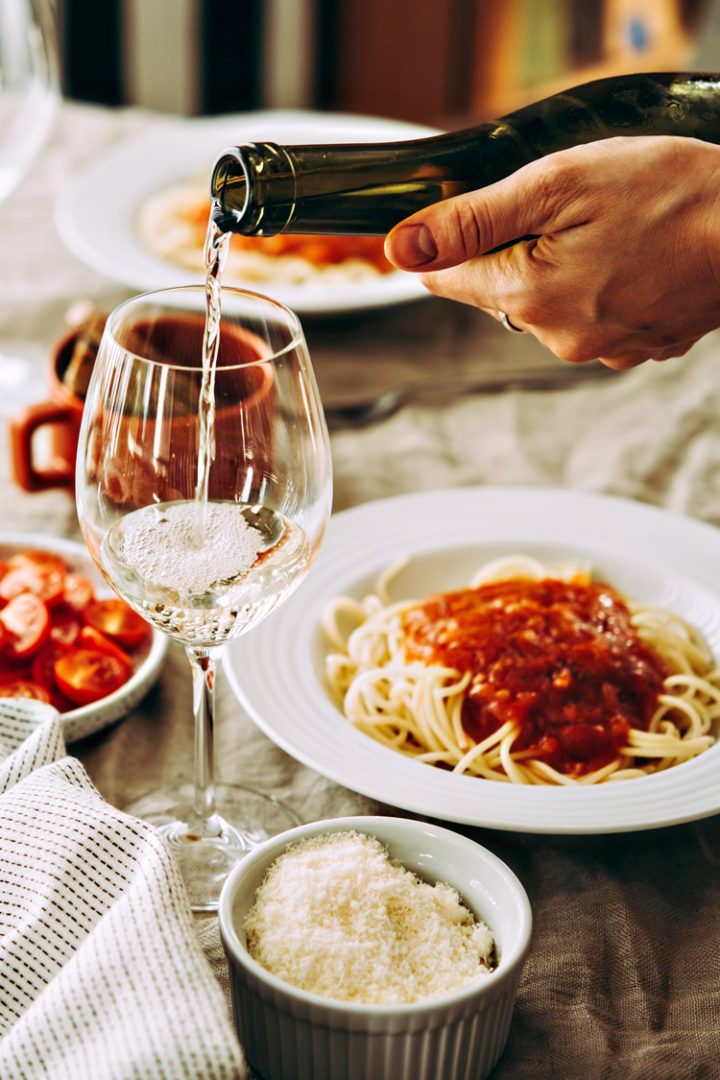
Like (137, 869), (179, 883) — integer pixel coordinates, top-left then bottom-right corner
(186, 646), (223, 838)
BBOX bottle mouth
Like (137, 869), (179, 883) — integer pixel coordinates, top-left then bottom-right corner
(210, 147), (251, 233)
(210, 143), (297, 236)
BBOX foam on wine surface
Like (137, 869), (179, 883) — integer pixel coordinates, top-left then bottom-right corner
(114, 500), (266, 592)
(102, 500), (309, 647)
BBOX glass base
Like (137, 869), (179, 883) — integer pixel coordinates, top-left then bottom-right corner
(126, 783), (301, 911)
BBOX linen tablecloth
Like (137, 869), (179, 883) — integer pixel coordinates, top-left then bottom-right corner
(1, 100), (720, 1079)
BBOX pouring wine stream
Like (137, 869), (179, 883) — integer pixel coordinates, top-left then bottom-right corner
(76, 181), (332, 909)
(185, 210), (263, 841)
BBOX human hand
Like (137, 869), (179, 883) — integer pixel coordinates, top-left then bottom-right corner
(384, 136), (720, 369)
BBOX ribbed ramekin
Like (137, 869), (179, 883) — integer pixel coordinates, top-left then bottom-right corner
(218, 816), (532, 1080)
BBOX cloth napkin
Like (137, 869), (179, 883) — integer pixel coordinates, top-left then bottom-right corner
(0, 699), (245, 1080)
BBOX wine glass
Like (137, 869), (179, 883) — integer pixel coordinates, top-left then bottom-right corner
(0, 0), (57, 203)
(0, 0), (58, 409)
(75, 286), (333, 910)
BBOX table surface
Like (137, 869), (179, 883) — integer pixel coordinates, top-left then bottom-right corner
(3, 101), (720, 1080)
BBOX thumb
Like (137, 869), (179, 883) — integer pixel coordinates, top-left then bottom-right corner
(384, 153), (584, 271)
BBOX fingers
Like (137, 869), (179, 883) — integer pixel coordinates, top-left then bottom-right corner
(416, 233), (569, 338)
(382, 137), (720, 371)
(385, 222), (438, 269)
(597, 337), (700, 370)
(416, 250), (703, 369)
(385, 150), (590, 271)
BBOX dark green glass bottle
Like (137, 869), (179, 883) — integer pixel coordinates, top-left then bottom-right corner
(210, 72), (720, 237)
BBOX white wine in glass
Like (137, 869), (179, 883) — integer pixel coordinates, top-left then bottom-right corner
(75, 286), (332, 910)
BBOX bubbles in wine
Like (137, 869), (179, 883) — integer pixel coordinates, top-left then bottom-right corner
(108, 500), (266, 593)
(101, 500), (309, 647)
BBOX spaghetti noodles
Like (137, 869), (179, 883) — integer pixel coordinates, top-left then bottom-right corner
(322, 556), (720, 786)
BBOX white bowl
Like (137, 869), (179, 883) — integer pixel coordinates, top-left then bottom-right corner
(218, 815), (532, 1080)
(0, 532), (168, 742)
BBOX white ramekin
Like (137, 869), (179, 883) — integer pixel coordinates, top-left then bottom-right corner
(218, 815), (532, 1080)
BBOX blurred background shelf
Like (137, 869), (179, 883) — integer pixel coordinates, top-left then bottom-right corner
(58, 0), (711, 125)
(468, 0), (703, 117)
(55, 0), (708, 125)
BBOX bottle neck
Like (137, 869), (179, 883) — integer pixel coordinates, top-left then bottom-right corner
(210, 124), (518, 236)
(210, 72), (720, 237)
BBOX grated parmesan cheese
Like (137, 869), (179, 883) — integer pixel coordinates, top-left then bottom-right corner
(242, 830), (496, 1005)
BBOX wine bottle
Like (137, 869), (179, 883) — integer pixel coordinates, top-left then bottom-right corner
(210, 72), (720, 236)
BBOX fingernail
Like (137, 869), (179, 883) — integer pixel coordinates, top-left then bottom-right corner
(386, 224), (437, 268)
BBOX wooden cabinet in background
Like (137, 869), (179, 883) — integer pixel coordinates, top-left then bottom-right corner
(319, 0), (708, 125)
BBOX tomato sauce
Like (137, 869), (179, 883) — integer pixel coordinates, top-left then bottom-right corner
(402, 577), (668, 776)
(190, 198), (393, 273)
(233, 233), (393, 273)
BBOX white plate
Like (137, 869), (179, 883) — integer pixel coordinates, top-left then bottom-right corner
(224, 486), (720, 834)
(0, 533), (168, 743)
(55, 109), (436, 316)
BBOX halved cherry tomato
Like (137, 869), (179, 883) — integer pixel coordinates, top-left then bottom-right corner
(8, 550), (68, 575)
(0, 594), (50, 658)
(0, 678), (50, 702)
(31, 641), (70, 694)
(0, 564), (66, 606)
(0, 659), (26, 683)
(83, 599), (149, 649)
(63, 573), (95, 611)
(30, 644), (78, 712)
(78, 625), (133, 667)
(0, 550), (148, 711)
(54, 648), (132, 706)
(49, 605), (82, 646)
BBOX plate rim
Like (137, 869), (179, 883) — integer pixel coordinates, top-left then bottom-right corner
(224, 485), (720, 834)
(54, 108), (437, 316)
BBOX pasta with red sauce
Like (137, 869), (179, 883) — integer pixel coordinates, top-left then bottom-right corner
(322, 557), (720, 786)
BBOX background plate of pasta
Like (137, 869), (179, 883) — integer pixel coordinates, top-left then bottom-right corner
(55, 110), (433, 316)
(224, 486), (720, 833)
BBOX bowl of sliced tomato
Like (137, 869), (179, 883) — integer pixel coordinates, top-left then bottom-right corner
(0, 533), (168, 742)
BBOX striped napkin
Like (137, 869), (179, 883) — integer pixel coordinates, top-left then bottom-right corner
(0, 699), (245, 1080)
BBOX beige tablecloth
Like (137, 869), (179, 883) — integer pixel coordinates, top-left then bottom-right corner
(1, 101), (720, 1079)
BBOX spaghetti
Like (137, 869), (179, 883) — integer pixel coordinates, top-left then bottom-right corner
(322, 556), (720, 786)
